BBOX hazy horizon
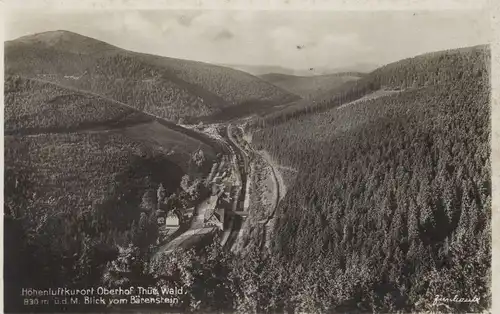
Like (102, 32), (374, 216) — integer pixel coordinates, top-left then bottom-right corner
(5, 10), (490, 71)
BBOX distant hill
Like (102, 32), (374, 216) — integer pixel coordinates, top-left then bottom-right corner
(322, 62), (379, 74)
(222, 63), (378, 77)
(7, 30), (119, 55)
(5, 30), (298, 123)
(220, 64), (298, 76)
(259, 72), (364, 99)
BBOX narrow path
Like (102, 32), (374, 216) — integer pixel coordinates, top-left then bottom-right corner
(5, 120), (152, 137)
(244, 142), (284, 222)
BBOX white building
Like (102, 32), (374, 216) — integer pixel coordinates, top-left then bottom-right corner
(165, 211), (180, 229)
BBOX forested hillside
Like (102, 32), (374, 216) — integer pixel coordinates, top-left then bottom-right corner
(4, 76), (153, 134)
(5, 30), (298, 123)
(4, 75), (218, 312)
(242, 45), (491, 312)
(259, 72), (363, 99)
(254, 45), (489, 128)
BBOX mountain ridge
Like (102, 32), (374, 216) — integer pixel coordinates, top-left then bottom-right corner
(5, 30), (120, 55)
(221, 63), (378, 76)
(252, 44), (490, 126)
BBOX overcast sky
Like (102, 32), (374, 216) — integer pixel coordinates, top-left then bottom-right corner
(5, 9), (490, 70)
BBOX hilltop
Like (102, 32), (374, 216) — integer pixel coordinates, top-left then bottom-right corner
(259, 72), (364, 99)
(6, 30), (119, 55)
(5, 30), (298, 123)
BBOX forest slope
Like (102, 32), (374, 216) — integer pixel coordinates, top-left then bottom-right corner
(4, 74), (218, 311)
(254, 45), (489, 127)
(5, 30), (298, 123)
(243, 45), (491, 313)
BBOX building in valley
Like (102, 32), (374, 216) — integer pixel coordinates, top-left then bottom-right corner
(165, 211), (181, 230)
(204, 207), (225, 231)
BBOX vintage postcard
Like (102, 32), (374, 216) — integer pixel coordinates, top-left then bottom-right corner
(2, 0), (497, 313)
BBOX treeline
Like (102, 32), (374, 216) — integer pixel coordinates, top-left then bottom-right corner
(244, 47), (491, 312)
(4, 74), (229, 152)
(251, 45), (489, 129)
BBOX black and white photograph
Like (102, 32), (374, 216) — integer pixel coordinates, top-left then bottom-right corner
(2, 1), (494, 313)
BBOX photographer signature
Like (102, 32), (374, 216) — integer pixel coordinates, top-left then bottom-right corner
(432, 295), (480, 310)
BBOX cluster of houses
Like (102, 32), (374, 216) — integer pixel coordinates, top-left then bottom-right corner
(156, 187), (227, 244)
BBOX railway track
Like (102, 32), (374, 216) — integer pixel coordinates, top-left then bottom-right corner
(220, 124), (249, 250)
